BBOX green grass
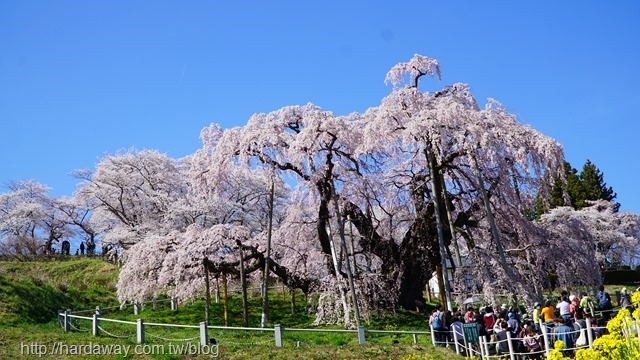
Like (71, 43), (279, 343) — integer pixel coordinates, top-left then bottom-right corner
(0, 258), (465, 359)
(0, 258), (119, 325)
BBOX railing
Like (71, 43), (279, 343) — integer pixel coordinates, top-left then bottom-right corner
(57, 305), (433, 349)
(429, 316), (620, 359)
(60, 301), (627, 356)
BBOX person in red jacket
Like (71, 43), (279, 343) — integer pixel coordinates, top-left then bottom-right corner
(483, 306), (497, 335)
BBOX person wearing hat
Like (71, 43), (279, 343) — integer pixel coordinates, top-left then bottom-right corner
(507, 312), (519, 334)
(499, 303), (509, 319)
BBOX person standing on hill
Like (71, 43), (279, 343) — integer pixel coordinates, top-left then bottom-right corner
(579, 292), (595, 317)
(430, 307), (446, 346)
(556, 296), (572, 324)
(541, 300), (556, 330)
(553, 317), (576, 357)
(532, 302), (542, 332)
(597, 285), (613, 321)
(464, 306), (476, 323)
(484, 306), (498, 336)
(620, 288), (632, 310)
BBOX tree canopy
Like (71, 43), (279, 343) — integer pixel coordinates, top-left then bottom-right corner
(2, 54), (638, 326)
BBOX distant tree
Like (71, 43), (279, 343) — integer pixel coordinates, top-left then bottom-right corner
(549, 172), (566, 210)
(579, 160), (619, 211)
(540, 200), (639, 270)
(564, 162), (584, 208)
(73, 149), (188, 249)
(0, 180), (72, 258)
(543, 160), (619, 216)
(56, 195), (99, 255)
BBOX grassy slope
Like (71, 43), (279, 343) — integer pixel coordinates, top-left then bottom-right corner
(0, 258), (119, 325)
(0, 259), (463, 360)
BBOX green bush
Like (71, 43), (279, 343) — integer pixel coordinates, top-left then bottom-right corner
(603, 269), (640, 285)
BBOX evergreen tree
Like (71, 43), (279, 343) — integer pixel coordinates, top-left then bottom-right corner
(536, 160), (620, 219)
(533, 164), (570, 220)
(549, 171), (566, 209)
(579, 160), (620, 212)
(565, 161), (585, 209)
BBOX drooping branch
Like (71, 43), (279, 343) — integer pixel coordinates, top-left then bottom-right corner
(204, 242), (314, 294)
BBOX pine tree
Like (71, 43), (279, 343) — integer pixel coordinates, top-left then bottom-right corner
(565, 161), (586, 209)
(549, 171), (566, 209)
(532, 162), (571, 220)
(536, 160), (620, 218)
(579, 160), (620, 212)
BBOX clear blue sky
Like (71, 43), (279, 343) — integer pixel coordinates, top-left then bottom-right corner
(1, 1), (639, 213)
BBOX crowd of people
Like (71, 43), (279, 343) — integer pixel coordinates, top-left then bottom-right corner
(41, 241), (120, 265)
(428, 285), (627, 358)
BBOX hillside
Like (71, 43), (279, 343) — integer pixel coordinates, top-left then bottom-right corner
(0, 258), (463, 359)
(0, 258), (119, 325)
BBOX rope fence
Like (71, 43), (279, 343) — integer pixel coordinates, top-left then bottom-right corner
(57, 300), (435, 350)
(58, 298), (627, 357)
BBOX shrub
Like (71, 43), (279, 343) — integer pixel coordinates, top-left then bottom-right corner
(574, 301), (640, 360)
(603, 269), (640, 285)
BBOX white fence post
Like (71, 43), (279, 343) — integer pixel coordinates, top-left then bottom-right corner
(358, 326), (366, 345)
(586, 317), (594, 349)
(430, 324), (436, 346)
(274, 324), (282, 347)
(200, 321), (208, 348)
(453, 326), (461, 355)
(412, 333), (418, 344)
(92, 313), (100, 336)
(506, 331), (515, 360)
(484, 334), (491, 357)
(171, 297), (177, 311)
(136, 319), (144, 344)
(541, 321), (550, 357)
